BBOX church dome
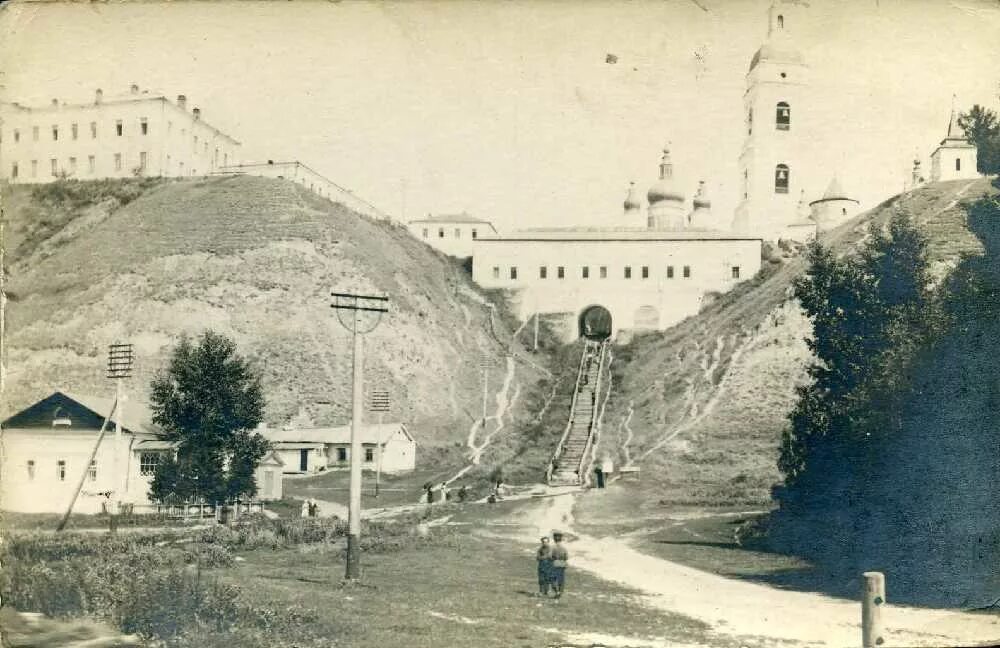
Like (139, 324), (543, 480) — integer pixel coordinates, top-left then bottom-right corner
(749, 40), (804, 71)
(647, 146), (685, 204)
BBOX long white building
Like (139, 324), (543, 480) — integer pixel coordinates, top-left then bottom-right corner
(0, 84), (241, 183)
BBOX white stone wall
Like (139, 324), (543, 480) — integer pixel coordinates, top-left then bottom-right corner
(1, 95), (240, 183)
(472, 236), (762, 340)
(930, 144), (979, 182)
(409, 220), (497, 258)
(811, 198), (860, 232)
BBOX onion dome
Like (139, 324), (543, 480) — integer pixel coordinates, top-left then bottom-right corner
(623, 182), (642, 212)
(692, 180), (711, 209)
(646, 146), (685, 204)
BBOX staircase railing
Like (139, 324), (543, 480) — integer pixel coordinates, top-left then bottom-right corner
(576, 340), (608, 484)
(546, 340), (594, 484)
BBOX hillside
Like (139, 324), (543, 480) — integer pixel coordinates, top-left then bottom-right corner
(589, 176), (998, 512)
(1, 177), (557, 474)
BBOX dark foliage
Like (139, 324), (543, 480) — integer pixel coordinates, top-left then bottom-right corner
(958, 104), (1000, 175)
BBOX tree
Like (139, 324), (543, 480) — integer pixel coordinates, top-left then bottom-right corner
(149, 331), (268, 503)
(958, 104), (1000, 175)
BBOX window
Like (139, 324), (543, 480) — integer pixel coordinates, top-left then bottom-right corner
(90, 122), (97, 138)
(422, 228), (428, 238)
(454, 228), (461, 238)
(599, 266), (607, 279)
(26, 460), (35, 480)
(52, 125), (58, 141)
(50, 158), (57, 176)
(337, 447), (348, 462)
(194, 135), (198, 149)
(71, 123), (78, 140)
(624, 266), (632, 279)
(88, 460), (97, 482)
(57, 460), (66, 481)
(13, 129), (19, 143)
(88, 156), (95, 173)
(732, 266), (741, 279)
(667, 265), (675, 278)
(114, 153), (122, 171)
(31, 160), (37, 177)
(139, 452), (160, 476)
(365, 447), (375, 462)
(777, 14), (784, 29)
(116, 120), (123, 136)
(69, 157), (77, 173)
(776, 102), (790, 130)
(842, 207), (847, 216)
(641, 266), (649, 279)
(683, 265), (691, 278)
(471, 229), (478, 239)
(140, 117), (148, 135)
(223, 153), (228, 166)
(582, 266), (590, 279)
(139, 151), (147, 170)
(539, 266), (547, 279)
(492, 266), (500, 279)
(557, 266), (565, 279)
(438, 227), (445, 238)
(775, 164), (790, 194)
(11, 162), (17, 179)
(32, 126), (39, 141)
(510, 266), (518, 280)
(956, 158), (961, 171)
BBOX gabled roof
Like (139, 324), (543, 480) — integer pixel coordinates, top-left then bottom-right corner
(409, 213), (494, 226)
(263, 422), (413, 445)
(2, 390), (157, 435)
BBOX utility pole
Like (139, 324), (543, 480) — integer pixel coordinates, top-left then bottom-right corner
(369, 389), (390, 498)
(332, 291), (389, 581)
(106, 342), (134, 533)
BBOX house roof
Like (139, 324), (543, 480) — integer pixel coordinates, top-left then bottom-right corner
(410, 213), (494, 226)
(263, 422), (413, 445)
(2, 390), (157, 435)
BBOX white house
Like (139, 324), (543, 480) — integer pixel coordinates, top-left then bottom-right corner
(0, 391), (283, 514)
(408, 213), (499, 258)
(0, 84), (241, 183)
(264, 423), (416, 475)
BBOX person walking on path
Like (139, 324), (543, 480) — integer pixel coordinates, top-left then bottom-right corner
(549, 532), (569, 599)
(535, 536), (553, 597)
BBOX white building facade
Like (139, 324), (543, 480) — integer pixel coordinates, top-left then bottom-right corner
(264, 423), (416, 475)
(409, 213), (499, 258)
(0, 85), (241, 184)
(930, 108), (979, 183)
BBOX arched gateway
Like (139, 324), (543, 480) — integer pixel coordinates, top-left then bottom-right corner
(579, 305), (612, 340)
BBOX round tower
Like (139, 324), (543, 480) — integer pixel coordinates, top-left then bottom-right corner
(809, 175), (859, 232)
(646, 146), (686, 230)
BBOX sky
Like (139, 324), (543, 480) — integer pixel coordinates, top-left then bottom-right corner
(1, 0), (998, 231)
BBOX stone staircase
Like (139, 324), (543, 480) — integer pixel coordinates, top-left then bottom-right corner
(547, 340), (607, 486)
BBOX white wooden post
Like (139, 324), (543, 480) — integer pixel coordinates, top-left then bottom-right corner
(862, 571), (886, 648)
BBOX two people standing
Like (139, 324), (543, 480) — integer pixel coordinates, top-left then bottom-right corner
(535, 532), (569, 599)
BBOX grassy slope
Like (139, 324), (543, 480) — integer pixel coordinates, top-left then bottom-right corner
(593, 177), (997, 512)
(2, 177), (549, 468)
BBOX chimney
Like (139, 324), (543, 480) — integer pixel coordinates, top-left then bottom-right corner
(130, 83), (139, 95)
(192, 107), (201, 120)
(177, 94), (187, 110)
(95, 88), (103, 105)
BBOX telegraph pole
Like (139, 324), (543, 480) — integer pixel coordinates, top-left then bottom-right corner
(106, 342), (134, 533)
(369, 389), (390, 498)
(331, 291), (389, 581)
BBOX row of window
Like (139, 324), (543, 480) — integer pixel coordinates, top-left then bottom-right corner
(422, 227), (479, 240)
(331, 447), (376, 462)
(11, 152), (149, 178)
(8, 121), (229, 161)
(489, 265), (742, 280)
(25, 459), (96, 482)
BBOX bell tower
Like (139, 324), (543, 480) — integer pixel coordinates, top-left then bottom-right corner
(732, 0), (811, 241)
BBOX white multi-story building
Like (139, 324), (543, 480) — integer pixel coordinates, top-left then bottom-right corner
(408, 213), (499, 258)
(0, 84), (241, 184)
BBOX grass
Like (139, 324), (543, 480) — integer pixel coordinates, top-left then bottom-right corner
(219, 527), (715, 648)
(283, 463), (467, 509)
(1, 510), (199, 532)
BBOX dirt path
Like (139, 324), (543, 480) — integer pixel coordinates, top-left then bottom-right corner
(518, 494), (1000, 648)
